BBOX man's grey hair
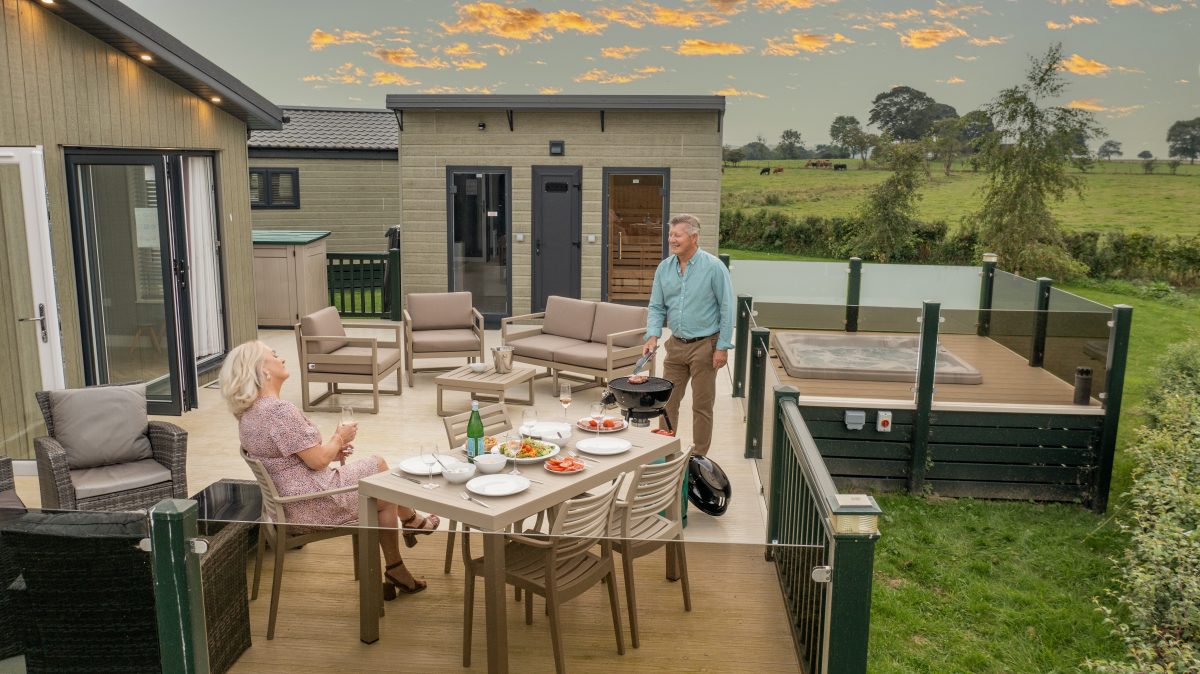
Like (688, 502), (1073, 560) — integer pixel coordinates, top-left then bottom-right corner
(669, 214), (701, 236)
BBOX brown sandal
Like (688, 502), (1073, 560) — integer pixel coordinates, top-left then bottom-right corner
(401, 512), (440, 548)
(383, 561), (427, 599)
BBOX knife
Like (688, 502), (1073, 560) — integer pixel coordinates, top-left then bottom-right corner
(391, 472), (421, 484)
(631, 344), (659, 376)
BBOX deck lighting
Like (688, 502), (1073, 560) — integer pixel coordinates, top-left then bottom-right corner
(210, 96), (222, 104)
(548, 140), (565, 156)
(982, 252), (998, 263)
(140, 54), (153, 62)
(832, 494), (880, 535)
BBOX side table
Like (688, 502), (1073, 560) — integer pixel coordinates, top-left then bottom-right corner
(433, 364), (537, 416)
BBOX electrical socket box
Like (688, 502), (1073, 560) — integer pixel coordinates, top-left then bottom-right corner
(844, 410), (866, 431)
(516, 233), (525, 242)
(876, 411), (893, 432)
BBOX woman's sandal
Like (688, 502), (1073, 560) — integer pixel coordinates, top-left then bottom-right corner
(401, 512), (440, 548)
(382, 561), (426, 600)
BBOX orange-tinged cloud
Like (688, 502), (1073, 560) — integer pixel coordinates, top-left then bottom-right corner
(882, 9), (922, 21)
(480, 43), (518, 56)
(1066, 99), (1144, 118)
(369, 47), (449, 69)
(900, 22), (967, 48)
(1071, 15), (1099, 24)
(440, 3), (605, 41)
(1118, 66), (1144, 74)
(707, 0), (748, 12)
(928, 2), (987, 19)
(763, 31), (853, 55)
(416, 85), (498, 94)
(1048, 15), (1099, 29)
(596, 3), (731, 29)
(539, 86), (562, 94)
(310, 28), (381, 50)
(302, 62), (366, 85)
(453, 59), (488, 70)
(955, 54), (977, 61)
(754, 0), (822, 11)
(1067, 98), (1106, 111)
(443, 42), (476, 56)
(601, 45), (649, 59)
(713, 87), (767, 98)
(1060, 53), (1110, 76)
(968, 35), (1008, 46)
(370, 71), (420, 86)
(675, 39), (750, 55)
(938, 76), (965, 84)
(573, 65), (664, 84)
(1107, 0), (1141, 5)
(1148, 3), (1181, 11)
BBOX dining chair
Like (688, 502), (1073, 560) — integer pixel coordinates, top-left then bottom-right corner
(441, 403), (512, 573)
(462, 482), (626, 673)
(241, 448), (360, 640)
(609, 451), (693, 648)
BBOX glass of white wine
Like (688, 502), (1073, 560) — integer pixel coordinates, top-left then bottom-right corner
(558, 383), (572, 419)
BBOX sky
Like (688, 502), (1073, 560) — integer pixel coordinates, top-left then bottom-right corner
(122, 0), (1198, 157)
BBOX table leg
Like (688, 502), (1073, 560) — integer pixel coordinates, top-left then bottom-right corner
(358, 494), (381, 643)
(437, 385), (446, 417)
(482, 530), (509, 673)
(665, 469), (682, 582)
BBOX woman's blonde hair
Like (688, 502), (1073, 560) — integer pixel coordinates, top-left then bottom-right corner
(219, 341), (268, 419)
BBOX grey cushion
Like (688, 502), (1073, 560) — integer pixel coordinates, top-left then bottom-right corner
(407, 292), (474, 331)
(0, 489), (25, 510)
(410, 328), (480, 353)
(507, 334), (587, 362)
(300, 306), (348, 354)
(542, 296), (597, 342)
(555, 342), (640, 371)
(590, 303), (648, 347)
(69, 458), (171, 500)
(308, 347), (402, 375)
(48, 385), (153, 470)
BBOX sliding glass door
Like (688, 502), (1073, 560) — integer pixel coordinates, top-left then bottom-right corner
(447, 167), (510, 325)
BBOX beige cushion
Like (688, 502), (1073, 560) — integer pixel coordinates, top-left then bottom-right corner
(542, 296), (596, 342)
(408, 292), (474, 331)
(590, 303), (648, 347)
(410, 328), (480, 353)
(300, 306), (348, 354)
(48, 385), (153, 470)
(308, 347), (401, 375)
(69, 458), (171, 500)
(507, 334), (587, 362)
(555, 342), (640, 371)
(0, 488), (24, 510)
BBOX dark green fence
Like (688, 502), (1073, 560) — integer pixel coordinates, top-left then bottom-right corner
(327, 249), (401, 319)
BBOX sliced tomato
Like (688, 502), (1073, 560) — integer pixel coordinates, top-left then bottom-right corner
(602, 418), (618, 429)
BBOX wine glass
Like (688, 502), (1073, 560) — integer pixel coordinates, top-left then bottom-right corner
(590, 402), (605, 440)
(420, 443), (439, 489)
(558, 383), (572, 420)
(340, 406), (356, 429)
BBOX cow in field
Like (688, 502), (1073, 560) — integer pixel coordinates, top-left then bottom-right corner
(833, 163), (848, 171)
(772, 167), (784, 174)
(759, 167), (770, 175)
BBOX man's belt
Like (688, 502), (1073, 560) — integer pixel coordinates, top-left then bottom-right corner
(673, 332), (718, 344)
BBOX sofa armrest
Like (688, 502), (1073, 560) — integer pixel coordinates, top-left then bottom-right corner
(0, 457), (13, 493)
(606, 328), (651, 373)
(33, 436), (74, 510)
(148, 421), (189, 499)
(501, 312), (546, 344)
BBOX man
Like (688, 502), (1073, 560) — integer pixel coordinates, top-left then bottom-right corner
(643, 214), (734, 457)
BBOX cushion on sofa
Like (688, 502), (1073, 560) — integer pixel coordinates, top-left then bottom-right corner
(541, 296), (597, 342)
(555, 342), (641, 371)
(507, 334), (587, 362)
(69, 459), (172, 500)
(407, 292), (474, 331)
(48, 385), (153, 470)
(307, 347), (401, 375)
(590, 303), (648, 347)
(410, 328), (481, 353)
(300, 307), (348, 354)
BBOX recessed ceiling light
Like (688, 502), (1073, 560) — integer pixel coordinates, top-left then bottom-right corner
(210, 96), (222, 104)
(40, 0), (55, 5)
(140, 54), (153, 62)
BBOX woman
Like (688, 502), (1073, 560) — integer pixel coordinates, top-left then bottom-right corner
(219, 340), (438, 597)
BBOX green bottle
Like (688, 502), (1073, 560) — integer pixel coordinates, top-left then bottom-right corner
(466, 400), (485, 463)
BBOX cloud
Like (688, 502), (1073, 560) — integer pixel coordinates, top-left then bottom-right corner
(1071, 14), (1100, 24)
(899, 22), (967, 48)
(416, 85), (498, 94)
(675, 39), (751, 55)
(763, 31), (853, 55)
(1117, 65), (1144, 74)
(968, 35), (1009, 46)
(573, 65), (664, 84)
(754, 0), (828, 11)
(1067, 99), (1144, 118)
(1147, 3), (1181, 12)
(937, 76), (966, 84)
(1107, 0), (1141, 5)
(706, 0), (748, 12)
(1066, 98), (1105, 111)
(713, 87), (767, 98)
(1059, 53), (1110, 75)
(595, 3), (732, 29)
(301, 62), (366, 85)
(539, 86), (562, 94)
(310, 29), (382, 50)
(442, 42), (476, 56)
(370, 71), (420, 86)
(928, 2), (988, 19)
(369, 47), (450, 69)
(601, 45), (649, 59)
(480, 43), (518, 55)
(850, 23), (872, 30)
(440, 3), (605, 40)
(453, 59), (488, 70)
(1177, 79), (1191, 85)
(1047, 14), (1099, 29)
(954, 54), (978, 61)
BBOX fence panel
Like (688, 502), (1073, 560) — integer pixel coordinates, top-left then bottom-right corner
(327, 253), (387, 317)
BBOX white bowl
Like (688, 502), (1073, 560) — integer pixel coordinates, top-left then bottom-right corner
(472, 453), (508, 474)
(441, 460), (476, 484)
(468, 362), (488, 374)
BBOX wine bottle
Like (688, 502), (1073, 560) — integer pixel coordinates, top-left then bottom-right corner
(466, 400), (485, 463)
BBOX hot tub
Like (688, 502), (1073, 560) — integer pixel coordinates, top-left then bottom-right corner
(774, 332), (983, 384)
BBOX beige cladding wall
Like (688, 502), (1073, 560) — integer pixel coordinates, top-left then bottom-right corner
(248, 156), (400, 253)
(399, 108), (722, 316)
(0, 0), (258, 385)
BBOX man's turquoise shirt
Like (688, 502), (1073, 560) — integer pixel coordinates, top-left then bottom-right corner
(645, 249), (735, 350)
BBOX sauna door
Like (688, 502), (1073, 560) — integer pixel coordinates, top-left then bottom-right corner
(603, 169), (669, 303)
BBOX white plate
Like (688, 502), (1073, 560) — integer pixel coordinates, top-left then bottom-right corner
(576, 416), (627, 433)
(575, 437), (632, 456)
(519, 421), (573, 440)
(397, 455), (444, 476)
(466, 474), (531, 497)
(501, 440), (561, 464)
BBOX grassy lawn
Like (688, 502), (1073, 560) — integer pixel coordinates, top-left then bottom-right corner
(723, 159), (1200, 235)
(719, 246), (1200, 672)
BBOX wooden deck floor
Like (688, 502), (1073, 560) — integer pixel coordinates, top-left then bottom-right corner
(772, 331), (1103, 408)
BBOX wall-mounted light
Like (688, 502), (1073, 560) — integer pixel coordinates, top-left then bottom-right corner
(210, 96), (222, 104)
(477, 121), (487, 131)
(140, 54), (153, 62)
(548, 140), (565, 156)
(40, 0), (55, 5)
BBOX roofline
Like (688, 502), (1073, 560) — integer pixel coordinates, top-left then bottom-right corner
(50, 0), (283, 130)
(277, 105), (393, 114)
(385, 94), (725, 112)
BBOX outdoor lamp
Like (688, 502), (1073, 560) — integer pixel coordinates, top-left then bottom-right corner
(477, 121), (486, 131)
(982, 252), (999, 263)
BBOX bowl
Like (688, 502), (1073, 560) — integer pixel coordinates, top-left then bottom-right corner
(473, 453), (508, 474)
(468, 362), (488, 374)
(441, 460), (476, 484)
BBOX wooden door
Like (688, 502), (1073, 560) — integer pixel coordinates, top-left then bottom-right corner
(605, 171), (668, 302)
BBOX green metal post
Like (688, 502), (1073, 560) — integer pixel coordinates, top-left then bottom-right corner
(388, 248), (402, 321)
(744, 327), (770, 459)
(764, 385), (800, 561)
(908, 301), (940, 494)
(976, 254), (997, 337)
(732, 294), (753, 398)
(150, 499), (209, 674)
(845, 257), (862, 333)
(1029, 277), (1052, 367)
(826, 529), (882, 674)
(1093, 304), (1132, 513)
(718, 253), (731, 269)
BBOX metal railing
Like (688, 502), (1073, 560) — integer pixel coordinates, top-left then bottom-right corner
(766, 386), (881, 674)
(327, 249), (401, 319)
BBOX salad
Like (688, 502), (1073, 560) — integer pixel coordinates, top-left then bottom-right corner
(502, 437), (557, 459)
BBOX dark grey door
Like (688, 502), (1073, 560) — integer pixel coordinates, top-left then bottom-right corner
(531, 166), (582, 312)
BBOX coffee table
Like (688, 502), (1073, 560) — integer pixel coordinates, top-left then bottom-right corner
(433, 364), (537, 416)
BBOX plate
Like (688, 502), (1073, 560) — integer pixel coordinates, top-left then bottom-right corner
(575, 437), (633, 456)
(576, 416), (627, 433)
(397, 455), (444, 476)
(500, 439), (561, 464)
(518, 421), (573, 440)
(466, 474), (531, 497)
(544, 457), (587, 474)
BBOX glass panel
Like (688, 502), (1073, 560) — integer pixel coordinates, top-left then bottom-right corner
(248, 170), (264, 206)
(1044, 309), (1111, 401)
(269, 171), (296, 206)
(450, 172), (508, 317)
(731, 260), (845, 305)
(860, 263), (981, 310)
(607, 173), (664, 302)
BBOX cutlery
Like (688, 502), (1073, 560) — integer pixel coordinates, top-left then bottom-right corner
(460, 491), (490, 508)
(568, 451), (600, 463)
(392, 472), (421, 484)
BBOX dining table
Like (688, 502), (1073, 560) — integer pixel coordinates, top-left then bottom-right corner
(356, 423), (683, 673)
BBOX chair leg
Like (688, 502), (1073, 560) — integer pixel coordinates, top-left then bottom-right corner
(546, 584), (566, 674)
(371, 380), (381, 414)
(525, 587), (534, 625)
(251, 525), (266, 601)
(675, 539), (692, 612)
(406, 350), (415, 388)
(605, 568), (626, 656)
(462, 566), (475, 667)
(351, 533), (360, 580)
(621, 550), (640, 648)
(444, 521), (458, 574)
(267, 536), (287, 640)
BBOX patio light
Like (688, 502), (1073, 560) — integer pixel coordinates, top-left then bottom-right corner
(832, 513), (879, 535)
(982, 252), (998, 263)
(140, 54), (153, 62)
(210, 96), (222, 103)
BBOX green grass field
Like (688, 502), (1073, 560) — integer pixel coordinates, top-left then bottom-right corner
(723, 159), (1200, 235)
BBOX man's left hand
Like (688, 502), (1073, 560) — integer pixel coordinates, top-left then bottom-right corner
(713, 348), (728, 370)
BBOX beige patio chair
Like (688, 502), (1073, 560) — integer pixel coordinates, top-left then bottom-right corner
(242, 448), (360, 640)
(403, 291), (485, 387)
(462, 483), (626, 673)
(441, 403), (512, 573)
(295, 306), (402, 414)
(609, 451), (693, 648)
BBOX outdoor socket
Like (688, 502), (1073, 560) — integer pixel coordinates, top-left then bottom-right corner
(844, 410), (866, 431)
(876, 411), (893, 432)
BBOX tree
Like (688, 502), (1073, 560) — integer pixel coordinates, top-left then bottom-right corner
(868, 86), (958, 140)
(1143, 158), (1157, 174)
(776, 129), (805, 159)
(1166, 117), (1200, 163)
(829, 115), (861, 148)
(740, 134), (772, 160)
(844, 127), (876, 164)
(1137, 150), (1154, 160)
(1097, 140), (1123, 161)
(968, 43), (1100, 279)
(853, 140), (928, 262)
(958, 110), (995, 152)
(722, 146), (745, 166)
(1167, 159), (1182, 175)
(931, 117), (969, 176)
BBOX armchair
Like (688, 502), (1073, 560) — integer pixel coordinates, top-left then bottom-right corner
(403, 291), (485, 386)
(296, 306), (403, 414)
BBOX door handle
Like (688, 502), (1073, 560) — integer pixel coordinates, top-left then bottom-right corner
(18, 303), (48, 343)
(535, 239), (541, 256)
(618, 232), (623, 259)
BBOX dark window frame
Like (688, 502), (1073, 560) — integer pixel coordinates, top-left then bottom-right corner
(249, 167), (300, 209)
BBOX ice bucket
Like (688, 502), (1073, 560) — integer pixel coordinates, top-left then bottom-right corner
(492, 346), (515, 374)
